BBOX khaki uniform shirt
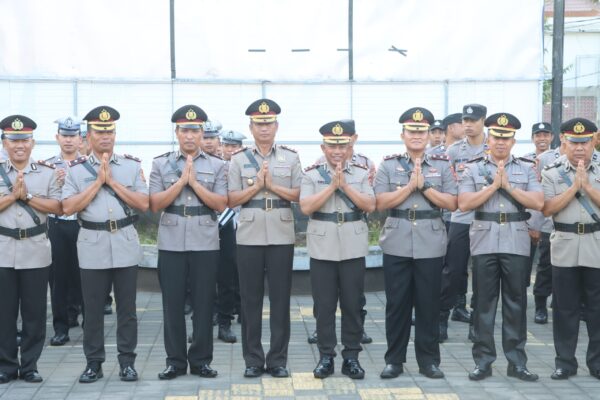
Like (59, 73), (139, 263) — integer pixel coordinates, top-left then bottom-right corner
(228, 144), (302, 245)
(149, 150), (227, 252)
(46, 153), (80, 220)
(300, 162), (373, 261)
(542, 159), (600, 268)
(374, 153), (457, 259)
(460, 155), (541, 257)
(0, 159), (61, 269)
(62, 153), (148, 269)
(446, 138), (487, 224)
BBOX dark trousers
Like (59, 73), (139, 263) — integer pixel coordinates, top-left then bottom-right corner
(215, 222), (238, 324)
(472, 254), (529, 368)
(383, 254), (443, 368)
(552, 266), (600, 372)
(0, 267), (49, 375)
(533, 232), (552, 298)
(158, 250), (218, 368)
(440, 222), (470, 311)
(312, 293), (367, 327)
(310, 257), (365, 360)
(80, 267), (137, 366)
(48, 218), (82, 335)
(237, 244), (293, 368)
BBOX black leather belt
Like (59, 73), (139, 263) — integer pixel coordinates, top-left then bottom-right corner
(165, 205), (216, 220)
(80, 215), (139, 232)
(475, 211), (531, 223)
(243, 199), (291, 210)
(0, 224), (47, 240)
(311, 211), (365, 223)
(389, 209), (441, 220)
(554, 221), (600, 235)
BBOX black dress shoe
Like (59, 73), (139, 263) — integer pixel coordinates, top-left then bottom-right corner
(468, 366), (491, 381)
(0, 371), (18, 384)
(119, 365), (138, 382)
(79, 364), (103, 383)
(190, 364), (217, 378)
(313, 357), (334, 379)
(341, 359), (365, 379)
(590, 368), (600, 379)
(307, 330), (318, 344)
(158, 365), (186, 380)
(507, 365), (538, 382)
(551, 368), (576, 380)
(360, 330), (373, 344)
(534, 307), (548, 324)
(419, 364), (444, 379)
(380, 364), (403, 379)
(218, 324), (237, 343)
(103, 304), (112, 315)
(50, 333), (70, 346)
(20, 370), (43, 383)
(244, 366), (264, 378)
(267, 366), (289, 378)
(451, 306), (471, 323)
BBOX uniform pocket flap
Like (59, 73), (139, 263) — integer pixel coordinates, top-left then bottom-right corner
(471, 220), (492, 231)
(384, 217), (400, 229)
(307, 224), (326, 236)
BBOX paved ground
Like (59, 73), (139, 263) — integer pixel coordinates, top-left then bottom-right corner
(1, 284), (599, 400)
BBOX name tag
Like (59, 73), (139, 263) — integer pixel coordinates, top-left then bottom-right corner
(84, 177), (96, 182)
(425, 173), (441, 178)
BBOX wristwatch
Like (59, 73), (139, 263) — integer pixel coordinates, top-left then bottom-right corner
(420, 181), (434, 192)
(25, 193), (33, 203)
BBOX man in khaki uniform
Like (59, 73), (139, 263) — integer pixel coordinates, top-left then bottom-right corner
(541, 118), (600, 380)
(62, 106), (149, 383)
(0, 115), (62, 384)
(300, 120), (375, 380)
(227, 98), (302, 378)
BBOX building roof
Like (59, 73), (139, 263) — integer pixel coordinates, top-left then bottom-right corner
(545, 0), (600, 17)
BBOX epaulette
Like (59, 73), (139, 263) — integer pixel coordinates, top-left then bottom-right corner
(447, 140), (463, 149)
(207, 152), (224, 160)
(517, 156), (535, 164)
(352, 162), (368, 170)
(429, 153), (450, 161)
(68, 156), (88, 167)
(466, 156), (484, 164)
(124, 154), (141, 162)
(154, 151), (172, 159)
(36, 159), (56, 169)
(231, 146), (248, 156)
(304, 163), (320, 172)
(383, 153), (401, 161)
(279, 144), (297, 153)
(544, 161), (562, 170)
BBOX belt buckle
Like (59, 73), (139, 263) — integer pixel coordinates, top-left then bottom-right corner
(577, 223), (585, 235)
(337, 212), (345, 225)
(265, 198), (273, 211)
(109, 219), (118, 233)
(408, 209), (416, 221)
(499, 212), (507, 224)
(183, 205), (192, 218)
(18, 229), (27, 240)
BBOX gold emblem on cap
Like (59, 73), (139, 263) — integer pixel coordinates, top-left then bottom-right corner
(412, 110), (423, 122)
(186, 109), (197, 121)
(331, 123), (344, 136)
(11, 118), (24, 131)
(497, 114), (509, 127)
(574, 122), (585, 134)
(258, 102), (270, 114)
(99, 109), (111, 122)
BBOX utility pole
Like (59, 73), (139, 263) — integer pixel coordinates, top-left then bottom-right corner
(170, 0), (176, 80)
(551, 0), (565, 149)
(348, 0), (354, 81)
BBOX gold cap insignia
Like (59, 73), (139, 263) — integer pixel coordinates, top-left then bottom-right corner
(258, 102), (270, 114)
(497, 114), (509, 127)
(412, 109), (423, 122)
(332, 123), (344, 136)
(11, 118), (23, 131)
(99, 109), (111, 121)
(574, 122), (585, 134)
(186, 109), (197, 120)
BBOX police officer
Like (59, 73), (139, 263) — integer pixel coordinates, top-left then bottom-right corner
(150, 106), (227, 380)
(62, 106), (149, 383)
(442, 113), (465, 148)
(541, 118), (600, 380)
(428, 119), (445, 150)
(376, 107), (457, 380)
(439, 104), (487, 342)
(459, 113), (542, 381)
(300, 120), (375, 380)
(0, 115), (62, 384)
(47, 117), (84, 346)
(227, 98), (302, 378)
(200, 120), (237, 343)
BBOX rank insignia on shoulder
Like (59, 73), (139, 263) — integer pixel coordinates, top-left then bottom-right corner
(68, 156), (88, 167)
(36, 159), (56, 169)
(429, 154), (450, 161)
(124, 154), (141, 162)
(517, 156), (535, 163)
(304, 163), (319, 172)
(352, 162), (368, 170)
(231, 146), (248, 156)
(383, 153), (401, 161)
(154, 151), (172, 159)
(207, 152), (224, 160)
(279, 144), (297, 153)
(544, 161), (562, 170)
(467, 156), (484, 163)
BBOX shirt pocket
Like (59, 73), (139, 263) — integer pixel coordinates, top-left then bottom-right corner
(353, 221), (368, 235)
(390, 175), (409, 191)
(79, 229), (100, 244)
(241, 169), (257, 190)
(160, 213), (178, 226)
(272, 166), (292, 187)
(164, 172), (180, 189)
(471, 220), (492, 231)
(508, 175), (527, 190)
(307, 223), (326, 236)
(473, 175), (488, 191)
(196, 170), (215, 190)
(198, 215), (217, 226)
(239, 208), (254, 222)
(279, 208), (294, 222)
(383, 217), (400, 229)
